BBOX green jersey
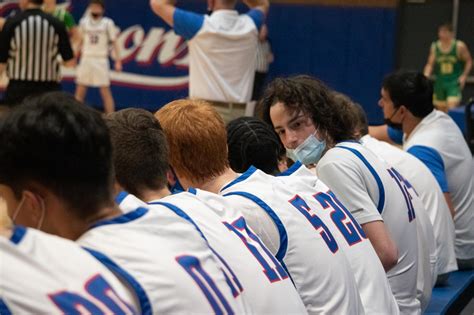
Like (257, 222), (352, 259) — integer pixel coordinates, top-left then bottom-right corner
(434, 40), (464, 82)
(44, 7), (76, 31)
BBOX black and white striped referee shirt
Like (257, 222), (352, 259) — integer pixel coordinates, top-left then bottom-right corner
(0, 8), (73, 83)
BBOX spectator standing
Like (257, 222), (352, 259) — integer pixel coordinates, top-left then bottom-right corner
(150, 0), (269, 122)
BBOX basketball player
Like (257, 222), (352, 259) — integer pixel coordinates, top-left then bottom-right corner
(350, 98), (457, 287)
(424, 23), (472, 111)
(330, 94), (437, 310)
(261, 75), (421, 314)
(0, 92), (245, 314)
(43, 0), (79, 45)
(156, 99), (366, 314)
(105, 108), (307, 314)
(75, 0), (122, 113)
(371, 71), (474, 271)
(226, 116), (400, 314)
(0, 225), (139, 314)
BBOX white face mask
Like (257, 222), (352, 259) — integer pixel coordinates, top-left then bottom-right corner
(12, 195), (46, 230)
(286, 132), (326, 165)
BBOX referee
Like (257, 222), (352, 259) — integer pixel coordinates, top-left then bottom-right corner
(0, 0), (75, 106)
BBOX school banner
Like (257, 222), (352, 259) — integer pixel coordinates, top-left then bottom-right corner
(0, 0), (397, 123)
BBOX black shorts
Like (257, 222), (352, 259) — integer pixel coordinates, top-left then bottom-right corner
(2, 80), (61, 107)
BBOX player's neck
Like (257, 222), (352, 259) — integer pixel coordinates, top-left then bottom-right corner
(440, 38), (454, 47)
(54, 204), (123, 240)
(198, 168), (238, 194)
(0, 227), (12, 239)
(402, 115), (421, 139)
(139, 187), (171, 203)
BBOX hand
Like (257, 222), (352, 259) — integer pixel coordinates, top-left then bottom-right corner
(115, 61), (123, 72)
(459, 75), (467, 89)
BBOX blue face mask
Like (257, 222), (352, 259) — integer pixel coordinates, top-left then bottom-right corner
(286, 133), (326, 165)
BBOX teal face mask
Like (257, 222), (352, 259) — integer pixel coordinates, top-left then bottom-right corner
(286, 133), (326, 165)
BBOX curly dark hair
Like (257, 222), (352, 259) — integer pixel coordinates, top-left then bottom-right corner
(260, 75), (357, 143)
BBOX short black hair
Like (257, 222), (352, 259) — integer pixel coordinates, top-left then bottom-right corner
(105, 109), (169, 197)
(227, 117), (284, 175)
(382, 71), (434, 118)
(0, 92), (114, 217)
(260, 75), (357, 143)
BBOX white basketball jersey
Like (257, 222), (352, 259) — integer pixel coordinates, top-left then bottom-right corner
(403, 110), (474, 260)
(361, 134), (457, 275)
(276, 163), (400, 315)
(80, 15), (117, 58)
(118, 191), (306, 314)
(317, 141), (420, 315)
(219, 168), (365, 315)
(77, 203), (245, 314)
(0, 226), (138, 314)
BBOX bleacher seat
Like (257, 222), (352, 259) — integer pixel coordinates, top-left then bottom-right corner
(425, 270), (474, 315)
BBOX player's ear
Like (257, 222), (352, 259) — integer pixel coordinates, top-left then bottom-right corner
(19, 190), (44, 224)
(399, 105), (409, 118)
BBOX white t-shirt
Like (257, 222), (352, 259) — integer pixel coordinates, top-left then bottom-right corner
(361, 134), (457, 276)
(79, 15), (117, 58)
(173, 9), (263, 103)
(277, 162), (400, 314)
(317, 141), (420, 315)
(220, 168), (365, 315)
(403, 110), (474, 260)
(118, 191), (306, 315)
(0, 226), (138, 314)
(77, 202), (246, 314)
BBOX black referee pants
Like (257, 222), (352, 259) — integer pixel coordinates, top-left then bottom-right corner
(3, 80), (61, 107)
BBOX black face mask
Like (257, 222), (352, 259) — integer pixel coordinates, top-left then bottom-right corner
(91, 13), (102, 19)
(206, 9), (213, 15)
(384, 107), (403, 130)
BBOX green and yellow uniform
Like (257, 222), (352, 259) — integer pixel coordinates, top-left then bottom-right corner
(44, 7), (76, 31)
(433, 40), (464, 101)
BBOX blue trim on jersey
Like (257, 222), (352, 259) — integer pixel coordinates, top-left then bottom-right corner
(336, 140), (361, 144)
(188, 187), (197, 195)
(90, 207), (149, 229)
(115, 191), (129, 205)
(220, 167), (258, 192)
(222, 191), (288, 262)
(277, 161), (303, 177)
(10, 225), (27, 245)
(387, 126), (403, 145)
(83, 248), (152, 315)
(0, 299), (12, 315)
(246, 9), (264, 30)
(173, 8), (204, 40)
(407, 145), (449, 193)
(148, 201), (208, 242)
(338, 146), (385, 214)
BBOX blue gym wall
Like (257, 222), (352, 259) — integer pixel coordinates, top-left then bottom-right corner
(0, 0), (397, 124)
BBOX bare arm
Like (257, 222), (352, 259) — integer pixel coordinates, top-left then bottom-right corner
(362, 221), (399, 271)
(243, 0), (270, 16)
(0, 63), (6, 76)
(150, 0), (176, 27)
(443, 192), (456, 219)
(457, 41), (472, 89)
(0, 18), (5, 31)
(424, 44), (436, 78)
